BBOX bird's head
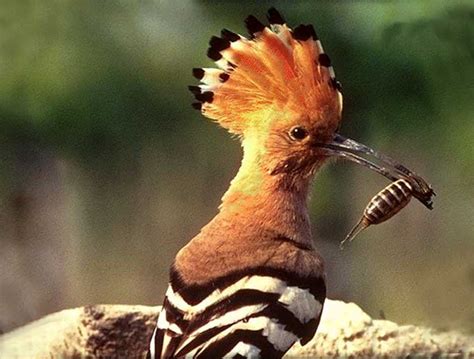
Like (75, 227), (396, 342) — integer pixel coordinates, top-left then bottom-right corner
(190, 8), (342, 186)
(190, 8), (434, 207)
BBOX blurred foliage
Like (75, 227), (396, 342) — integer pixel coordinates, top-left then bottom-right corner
(0, 0), (473, 334)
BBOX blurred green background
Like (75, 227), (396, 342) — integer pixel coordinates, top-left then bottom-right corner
(1, 0), (473, 335)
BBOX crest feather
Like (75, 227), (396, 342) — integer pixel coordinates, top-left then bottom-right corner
(190, 8), (343, 135)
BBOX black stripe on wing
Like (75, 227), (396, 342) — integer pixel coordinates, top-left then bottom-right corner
(254, 303), (312, 340)
(196, 329), (285, 359)
(185, 288), (279, 334)
(153, 329), (164, 358)
(152, 297), (188, 358)
(162, 335), (181, 359)
(169, 289), (279, 357)
(162, 296), (188, 330)
(174, 322), (235, 357)
(170, 263), (326, 305)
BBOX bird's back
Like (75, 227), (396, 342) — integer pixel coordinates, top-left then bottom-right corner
(149, 228), (326, 358)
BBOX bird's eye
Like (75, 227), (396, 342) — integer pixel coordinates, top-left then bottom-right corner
(289, 126), (309, 141)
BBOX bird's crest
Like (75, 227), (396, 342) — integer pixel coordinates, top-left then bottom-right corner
(190, 8), (343, 136)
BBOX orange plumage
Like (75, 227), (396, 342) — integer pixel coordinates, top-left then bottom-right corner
(190, 9), (343, 137)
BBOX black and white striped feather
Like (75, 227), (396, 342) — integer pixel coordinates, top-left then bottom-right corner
(149, 265), (325, 358)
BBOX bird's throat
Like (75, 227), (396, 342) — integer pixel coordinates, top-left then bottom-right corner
(219, 148), (314, 247)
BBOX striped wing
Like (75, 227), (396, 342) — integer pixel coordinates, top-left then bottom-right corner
(149, 267), (325, 358)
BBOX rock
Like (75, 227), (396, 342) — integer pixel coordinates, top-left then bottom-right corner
(1, 300), (472, 358)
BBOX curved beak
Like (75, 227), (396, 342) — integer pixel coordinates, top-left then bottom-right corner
(315, 134), (435, 209)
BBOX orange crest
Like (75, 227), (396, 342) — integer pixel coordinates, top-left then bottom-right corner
(190, 8), (343, 136)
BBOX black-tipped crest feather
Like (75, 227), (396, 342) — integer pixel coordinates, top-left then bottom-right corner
(195, 91), (214, 103)
(209, 36), (231, 52)
(292, 24), (318, 41)
(192, 68), (204, 80)
(207, 47), (222, 61)
(219, 73), (230, 82)
(318, 53), (331, 67)
(267, 7), (285, 25)
(245, 15), (265, 36)
(188, 85), (201, 95)
(221, 28), (240, 42)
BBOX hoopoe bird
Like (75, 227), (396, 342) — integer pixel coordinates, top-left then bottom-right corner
(148, 8), (433, 358)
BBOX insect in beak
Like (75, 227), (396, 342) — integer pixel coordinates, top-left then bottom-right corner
(315, 133), (436, 210)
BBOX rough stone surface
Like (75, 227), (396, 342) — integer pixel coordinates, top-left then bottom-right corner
(0, 300), (472, 358)
(287, 300), (474, 358)
(0, 305), (158, 358)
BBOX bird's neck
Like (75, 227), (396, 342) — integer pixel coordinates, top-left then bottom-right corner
(217, 144), (314, 248)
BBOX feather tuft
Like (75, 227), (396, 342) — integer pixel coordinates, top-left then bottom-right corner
(190, 8), (343, 135)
